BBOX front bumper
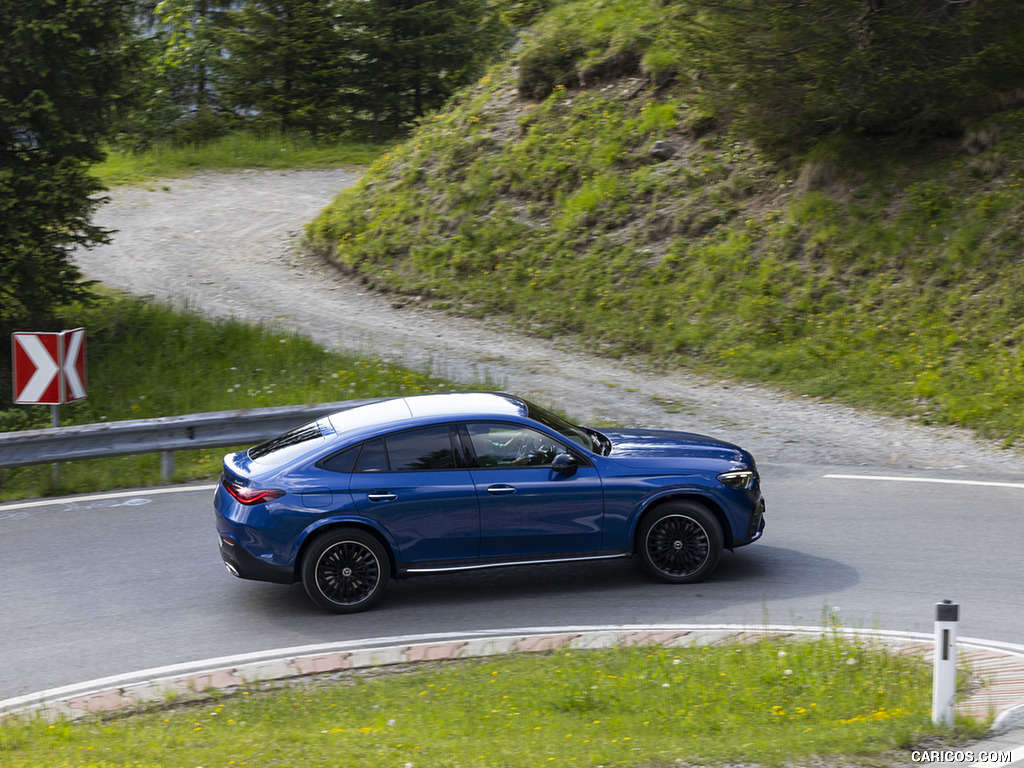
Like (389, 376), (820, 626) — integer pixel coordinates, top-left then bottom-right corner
(742, 498), (765, 545)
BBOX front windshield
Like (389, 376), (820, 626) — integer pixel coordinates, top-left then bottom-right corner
(525, 401), (600, 453)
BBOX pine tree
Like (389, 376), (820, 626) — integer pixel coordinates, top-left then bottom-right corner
(336, 0), (507, 138)
(1, 0), (133, 405)
(685, 0), (1024, 154)
(219, 0), (346, 137)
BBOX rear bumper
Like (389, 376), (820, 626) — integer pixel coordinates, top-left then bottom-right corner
(218, 533), (296, 585)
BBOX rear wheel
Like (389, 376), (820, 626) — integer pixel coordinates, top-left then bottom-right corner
(301, 528), (389, 613)
(637, 500), (723, 583)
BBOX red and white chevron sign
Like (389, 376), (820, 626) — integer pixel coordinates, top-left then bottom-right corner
(12, 328), (87, 405)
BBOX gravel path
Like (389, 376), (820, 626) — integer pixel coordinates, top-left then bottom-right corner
(75, 169), (1024, 475)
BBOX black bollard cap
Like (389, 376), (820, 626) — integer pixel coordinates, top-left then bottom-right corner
(935, 599), (959, 622)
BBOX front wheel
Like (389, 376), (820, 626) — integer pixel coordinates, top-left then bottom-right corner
(637, 500), (723, 584)
(301, 528), (389, 613)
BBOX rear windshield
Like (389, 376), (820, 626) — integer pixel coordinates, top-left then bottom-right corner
(248, 422), (324, 462)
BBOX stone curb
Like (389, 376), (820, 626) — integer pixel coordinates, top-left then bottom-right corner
(3, 624), (1023, 733)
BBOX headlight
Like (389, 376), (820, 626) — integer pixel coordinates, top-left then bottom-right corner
(717, 470), (757, 490)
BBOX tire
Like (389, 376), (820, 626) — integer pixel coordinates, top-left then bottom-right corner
(637, 500), (723, 584)
(301, 528), (390, 613)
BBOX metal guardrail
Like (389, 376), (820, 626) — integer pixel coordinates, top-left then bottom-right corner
(0, 398), (383, 479)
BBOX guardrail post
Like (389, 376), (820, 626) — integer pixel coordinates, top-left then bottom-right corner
(161, 451), (175, 482)
(51, 405), (60, 483)
(932, 599), (959, 726)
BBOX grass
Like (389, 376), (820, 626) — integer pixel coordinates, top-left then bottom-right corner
(0, 634), (987, 767)
(93, 132), (391, 186)
(0, 294), (469, 501)
(304, 31), (1024, 452)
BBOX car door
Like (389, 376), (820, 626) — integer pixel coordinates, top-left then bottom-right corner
(463, 422), (604, 557)
(348, 424), (480, 563)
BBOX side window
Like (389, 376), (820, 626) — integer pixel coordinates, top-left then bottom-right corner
(466, 423), (567, 468)
(355, 439), (389, 473)
(319, 445), (359, 474)
(385, 425), (457, 471)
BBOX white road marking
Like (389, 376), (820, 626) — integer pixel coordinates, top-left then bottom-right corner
(0, 484), (219, 512)
(824, 474), (1024, 490)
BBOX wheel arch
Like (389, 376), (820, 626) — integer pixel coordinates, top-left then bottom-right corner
(632, 492), (734, 552)
(295, 519), (398, 581)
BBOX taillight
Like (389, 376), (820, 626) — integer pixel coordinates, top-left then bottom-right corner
(222, 477), (285, 505)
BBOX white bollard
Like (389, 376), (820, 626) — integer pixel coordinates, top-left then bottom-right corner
(932, 599), (959, 726)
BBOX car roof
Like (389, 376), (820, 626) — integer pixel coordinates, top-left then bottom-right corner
(406, 391), (528, 419)
(325, 392), (529, 439)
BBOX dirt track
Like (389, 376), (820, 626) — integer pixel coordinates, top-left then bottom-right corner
(74, 169), (1024, 474)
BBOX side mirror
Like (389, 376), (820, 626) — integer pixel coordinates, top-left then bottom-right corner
(552, 453), (578, 476)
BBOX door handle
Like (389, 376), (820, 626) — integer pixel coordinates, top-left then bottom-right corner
(486, 484), (517, 495)
(367, 492), (397, 502)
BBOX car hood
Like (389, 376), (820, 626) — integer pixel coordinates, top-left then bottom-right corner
(601, 428), (752, 467)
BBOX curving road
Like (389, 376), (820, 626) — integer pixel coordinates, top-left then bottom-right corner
(2, 464), (1022, 698)
(2, 170), (1023, 700)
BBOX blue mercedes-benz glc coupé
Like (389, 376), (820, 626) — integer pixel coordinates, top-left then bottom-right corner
(214, 392), (765, 613)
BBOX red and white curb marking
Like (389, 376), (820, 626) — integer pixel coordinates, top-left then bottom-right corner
(2, 624), (1023, 735)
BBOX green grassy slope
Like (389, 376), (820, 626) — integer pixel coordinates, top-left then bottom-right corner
(305, 4), (1024, 448)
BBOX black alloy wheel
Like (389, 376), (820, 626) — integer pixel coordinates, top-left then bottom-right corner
(637, 500), (723, 583)
(302, 528), (389, 613)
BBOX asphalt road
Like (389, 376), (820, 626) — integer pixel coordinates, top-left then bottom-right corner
(2, 462), (1022, 699)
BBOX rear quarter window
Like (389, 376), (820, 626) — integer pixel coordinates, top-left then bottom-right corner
(318, 445), (360, 474)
